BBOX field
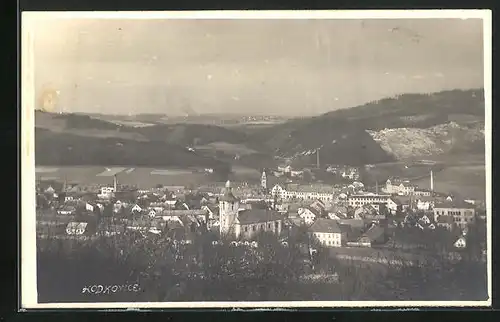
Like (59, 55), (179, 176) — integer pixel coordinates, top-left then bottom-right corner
(35, 165), (263, 188)
(363, 161), (443, 183)
(413, 164), (486, 200)
(35, 166), (214, 188)
(195, 142), (258, 156)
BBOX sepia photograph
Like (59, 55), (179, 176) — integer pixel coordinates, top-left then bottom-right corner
(21, 10), (491, 308)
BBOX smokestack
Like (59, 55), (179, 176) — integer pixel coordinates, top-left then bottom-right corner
(114, 175), (117, 192)
(430, 170), (434, 192)
(375, 181), (378, 194)
(316, 149), (320, 169)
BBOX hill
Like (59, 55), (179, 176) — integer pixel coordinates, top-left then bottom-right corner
(251, 89), (485, 165)
(35, 128), (231, 174)
(34, 88), (486, 168)
(367, 121), (485, 160)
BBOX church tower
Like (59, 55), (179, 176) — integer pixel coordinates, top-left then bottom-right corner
(386, 179), (392, 194)
(261, 170), (267, 192)
(219, 180), (240, 238)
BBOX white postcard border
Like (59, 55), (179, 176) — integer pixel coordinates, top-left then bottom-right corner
(21, 9), (492, 309)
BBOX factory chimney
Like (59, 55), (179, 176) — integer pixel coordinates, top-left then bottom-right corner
(430, 170), (434, 192)
(113, 175), (117, 192)
(316, 149), (320, 169)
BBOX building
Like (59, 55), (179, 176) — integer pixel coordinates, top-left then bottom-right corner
(271, 184), (334, 203)
(385, 179), (415, 196)
(415, 196), (436, 211)
(261, 170), (267, 191)
(454, 236), (467, 249)
(219, 181), (282, 240)
(356, 225), (386, 247)
(347, 193), (391, 208)
(98, 186), (115, 199)
(436, 215), (454, 230)
(308, 218), (346, 248)
(433, 200), (476, 230)
(298, 207), (321, 226)
(66, 222), (93, 236)
(341, 167), (360, 180)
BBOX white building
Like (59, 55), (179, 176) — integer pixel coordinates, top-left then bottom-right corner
(98, 186), (115, 199)
(271, 184), (334, 203)
(433, 200), (476, 230)
(66, 222), (88, 235)
(298, 207), (320, 226)
(385, 179), (415, 196)
(348, 193), (391, 208)
(308, 218), (346, 248)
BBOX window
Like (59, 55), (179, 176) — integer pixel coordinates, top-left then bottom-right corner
(252, 225), (256, 232)
(261, 224), (265, 230)
(245, 226), (248, 232)
(268, 223), (271, 229)
(275, 222), (279, 229)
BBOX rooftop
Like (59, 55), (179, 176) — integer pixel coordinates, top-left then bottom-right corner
(237, 209), (282, 225)
(362, 225), (385, 241)
(435, 200), (476, 209)
(309, 218), (342, 234)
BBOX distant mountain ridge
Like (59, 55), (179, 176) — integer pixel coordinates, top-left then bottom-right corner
(34, 88), (485, 168)
(249, 88), (485, 165)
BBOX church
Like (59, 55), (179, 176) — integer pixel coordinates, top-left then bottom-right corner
(219, 181), (283, 240)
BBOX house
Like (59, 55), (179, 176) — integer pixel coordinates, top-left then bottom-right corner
(309, 199), (327, 214)
(147, 207), (165, 218)
(454, 236), (467, 249)
(327, 204), (348, 218)
(354, 204), (378, 219)
(57, 205), (76, 215)
(98, 222), (125, 236)
(418, 214), (431, 225)
(416, 196), (435, 211)
(66, 222), (89, 236)
(341, 167), (360, 180)
(298, 207), (321, 226)
(308, 218), (347, 248)
(413, 188), (432, 197)
(327, 212), (342, 220)
(436, 215), (454, 230)
(337, 218), (366, 230)
(384, 178), (415, 196)
(131, 204), (143, 214)
(433, 200), (476, 230)
(125, 217), (166, 235)
(85, 202), (94, 212)
(165, 221), (197, 244)
(357, 225), (386, 247)
(278, 165), (292, 174)
(386, 198), (400, 215)
(201, 205), (218, 220)
(363, 213), (386, 222)
(98, 186), (115, 199)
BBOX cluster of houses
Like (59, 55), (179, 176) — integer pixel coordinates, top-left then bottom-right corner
(36, 168), (484, 253)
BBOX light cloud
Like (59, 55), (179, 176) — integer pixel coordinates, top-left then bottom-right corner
(33, 18), (485, 116)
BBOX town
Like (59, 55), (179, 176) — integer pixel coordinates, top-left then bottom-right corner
(36, 161), (487, 266)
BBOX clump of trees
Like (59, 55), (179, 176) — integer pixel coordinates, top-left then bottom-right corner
(37, 222), (488, 303)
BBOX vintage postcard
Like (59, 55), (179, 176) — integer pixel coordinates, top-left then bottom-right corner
(21, 10), (492, 309)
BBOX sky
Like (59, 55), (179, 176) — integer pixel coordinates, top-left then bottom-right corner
(32, 17), (485, 116)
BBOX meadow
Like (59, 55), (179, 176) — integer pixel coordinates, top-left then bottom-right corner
(35, 165), (263, 188)
(35, 166), (213, 188)
(413, 164), (486, 200)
